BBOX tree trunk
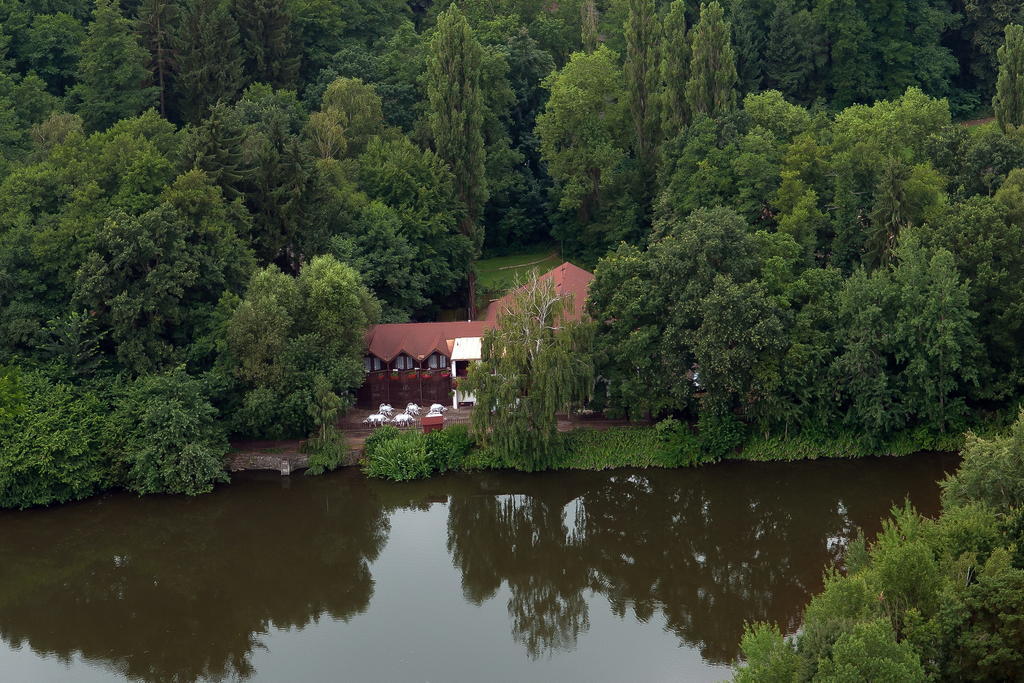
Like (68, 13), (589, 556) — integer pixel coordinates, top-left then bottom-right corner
(467, 270), (477, 320)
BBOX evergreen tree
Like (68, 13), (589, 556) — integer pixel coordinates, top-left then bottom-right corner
(180, 100), (248, 199)
(686, 1), (738, 119)
(660, 0), (690, 139)
(727, 0), (765, 96)
(823, 0), (875, 107)
(71, 0), (157, 131)
(624, 0), (661, 219)
(136, 0), (178, 117)
(994, 24), (1024, 133)
(763, 0), (812, 101)
(174, 0), (244, 123)
(426, 4), (487, 318)
(232, 0), (298, 89)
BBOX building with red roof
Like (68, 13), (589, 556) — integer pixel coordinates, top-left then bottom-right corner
(357, 262), (592, 409)
(484, 261), (595, 323)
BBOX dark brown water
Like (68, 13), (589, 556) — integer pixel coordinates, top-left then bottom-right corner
(0, 454), (957, 682)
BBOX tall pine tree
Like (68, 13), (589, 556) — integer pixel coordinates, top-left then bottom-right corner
(727, 0), (765, 96)
(174, 0), (244, 123)
(72, 0), (156, 131)
(763, 0), (815, 102)
(686, 1), (738, 118)
(427, 4), (487, 318)
(136, 0), (178, 117)
(994, 23), (1024, 132)
(625, 0), (661, 220)
(232, 0), (298, 89)
(660, 0), (690, 139)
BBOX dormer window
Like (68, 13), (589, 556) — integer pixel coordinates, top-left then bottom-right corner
(427, 353), (449, 369)
(364, 355), (383, 372)
(393, 354), (415, 370)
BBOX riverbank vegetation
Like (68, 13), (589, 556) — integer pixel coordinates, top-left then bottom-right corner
(733, 413), (1024, 682)
(1, 0), (1024, 506)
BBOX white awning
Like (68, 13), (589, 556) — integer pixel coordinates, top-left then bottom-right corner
(450, 336), (482, 361)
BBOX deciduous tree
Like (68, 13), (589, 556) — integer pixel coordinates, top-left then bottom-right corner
(427, 4), (487, 317)
(994, 24), (1024, 132)
(685, 1), (737, 118)
(466, 274), (593, 470)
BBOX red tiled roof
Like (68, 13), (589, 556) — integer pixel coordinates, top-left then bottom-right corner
(364, 321), (493, 362)
(364, 263), (594, 361)
(484, 261), (595, 323)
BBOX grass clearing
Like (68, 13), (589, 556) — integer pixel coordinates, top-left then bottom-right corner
(476, 247), (562, 291)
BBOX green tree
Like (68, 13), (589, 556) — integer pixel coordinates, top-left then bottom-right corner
(317, 76), (385, 156)
(426, 4), (488, 318)
(233, 0), (298, 88)
(587, 207), (759, 419)
(624, 0), (660, 219)
(686, 1), (737, 118)
(692, 275), (787, 422)
(0, 372), (113, 509)
(136, 0), (179, 116)
(224, 255), (379, 438)
(71, 0), (157, 131)
(942, 414), (1024, 511)
(113, 368), (230, 496)
(180, 100), (249, 199)
(816, 619), (926, 681)
(660, 0), (690, 139)
(71, 170), (255, 374)
(536, 45), (631, 256)
(994, 24), (1024, 132)
(233, 84), (326, 271)
(763, 0), (817, 102)
(23, 12), (85, 96)
(174, 0), (244, 123)
(465, 274), (593, 470)
(890, 236), (980, 434)
(727, 0), (765, 96)
(822, 0), (875, 108)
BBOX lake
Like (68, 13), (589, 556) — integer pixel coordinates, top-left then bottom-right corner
(0, 454), (958, 682)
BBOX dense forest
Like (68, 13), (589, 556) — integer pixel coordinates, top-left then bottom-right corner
(1, 0), (1024, 506)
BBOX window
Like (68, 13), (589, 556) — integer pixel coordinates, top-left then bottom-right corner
(394, 355), (414, 370)
(364, 356), (383, 372)
(428, 353), (448, 369)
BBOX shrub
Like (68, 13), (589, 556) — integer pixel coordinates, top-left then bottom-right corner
(696, 412), (746, 460)
(304, 430), (348, 476)
(425, 425), (473, 473)
(112, 369), (230, 496)
(362, 429), (433, 481)
(653, 417), (705, 467)
(0, 372), (114, 509)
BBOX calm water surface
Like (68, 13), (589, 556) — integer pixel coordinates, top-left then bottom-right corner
(0, 454), (958, 682)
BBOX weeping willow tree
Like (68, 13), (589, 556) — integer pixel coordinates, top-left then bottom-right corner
(465, 275), (594, 471)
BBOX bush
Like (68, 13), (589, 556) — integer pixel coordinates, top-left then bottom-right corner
(112, 369), (230, 496)
(696, 412), (745, 460)
(362, 429), (433, 481)
(425, 425), (473, 473)
(0, 372), (114, 509)
(653, 417), (706, 467)
(304, 430), (348, 476)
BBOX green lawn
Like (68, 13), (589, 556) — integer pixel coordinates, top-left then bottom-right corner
(476, 247), (562, 291)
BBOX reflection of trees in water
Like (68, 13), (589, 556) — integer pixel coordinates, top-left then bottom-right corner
(447, 478), (594, 659)
(446, 460), (947, 664)
(0, 472), (390, 682)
